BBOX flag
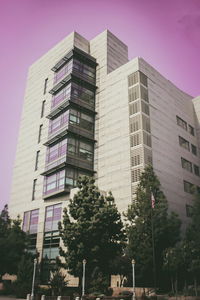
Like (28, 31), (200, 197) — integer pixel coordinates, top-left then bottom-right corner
(151, 192), (155, 209)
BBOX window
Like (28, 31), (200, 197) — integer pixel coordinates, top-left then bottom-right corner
(186, 204), (193, 217)
(43, 231), (60, 260)
(144, 148), (153, 165)
(129, 101), (139, 115)
(140, 86), (148, 102)
(69, 109), (94, 132)
(43, 204), (62, 262)
(191, 144), (197, 155)
(188, 125), (195, 136)
(73, 59), (96, 83)
(139, 72), (148, 87)
(35, 151), (40, 171)
(46, 139), (67, 164)
(176, 116), (187, 131)
(67, 138), (94, 161)
(65, 168), (91, 187)
(131, 168), (141, 182)
(53, 59), (73, 84)
(131, 155), (140, 167)
(38, 124), (43, 143)
(183, 180), (194, 194)
(143, 132), (152, 147)
(129, 85), (139, 102)
(181, 157), (192, 173)
(194, 164), (200, 176)
(29, 209), (39, 234)
(44, 203), (62, 232)
(130, 115), (140, 133)
(128, 72), (139, 87)
(32, 179), (37, 200)
(49, 111), (69, 135)
(79, 141), (93, 161)
(43, 78), (48, 95)
(51, 84), (71, 108)
(130, 133), (141, 147)
(43, 170), (65, 195)
(41, 100), (46, 118)
(71, 83), (95, 106)
(142, 115), (151, 133)
(22, 209), (39, 253)
(141, 101), (149, 115)
(179, 136), (190, 151)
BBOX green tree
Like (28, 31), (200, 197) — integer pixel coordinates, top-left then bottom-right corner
(0, 204), (11, 236)
(59, 176), (126, 292)
(49, 268), (68, 296)
(14, 253), (34, 298)
(163, 244), (184, 295)
(125, 165), (181, 289)
(0, 206), (27, 280)
(110, 255), (131, 287)
(184, 193), (200, 296)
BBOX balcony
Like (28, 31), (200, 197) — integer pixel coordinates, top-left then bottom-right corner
(44, 123), (69, 146)
(71, 69), (96, 85)
(42, 152), (94, 176)
(49, 74), (72, 95)
(44, 122), (95, 146)
(41, 156), (67, 175)
(66, 154), (93, 171)
(47, 95), (95, 120)
(51, 47), (97, 72)
(43, 185), (71, 200)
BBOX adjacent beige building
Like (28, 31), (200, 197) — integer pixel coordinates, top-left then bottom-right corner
(9, 30), (200, 283)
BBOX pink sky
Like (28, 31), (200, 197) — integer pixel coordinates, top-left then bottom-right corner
(0, 0), (200, 211)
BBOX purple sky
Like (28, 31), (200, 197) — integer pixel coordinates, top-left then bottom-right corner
(0, 0), (200, 211)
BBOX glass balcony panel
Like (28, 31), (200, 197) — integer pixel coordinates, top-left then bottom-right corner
(71, 83), (95, 106)
(51, 84), (71, 109)
(43, 170), (66, 195)
(53, 60), (73, 85)
(49, 111), (69, 137)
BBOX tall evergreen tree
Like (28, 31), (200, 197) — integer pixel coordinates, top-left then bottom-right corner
(0, 206), (27, 280)
(184, 192), (200, 295)
(59, 176), (126, 291)
(14, 253), (34, 298)
(125, 165), (181, 289)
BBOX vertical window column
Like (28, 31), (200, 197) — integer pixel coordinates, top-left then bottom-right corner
(32, 179), (37, 200)
(44, 78), (48, 95)
(41, 100), (46, 118)
(35, 151), (40, 171)
(38, 124), (43, 143)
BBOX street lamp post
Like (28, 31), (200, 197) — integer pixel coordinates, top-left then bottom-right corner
(132, 259), (136, 300)
(82, 259), (87, 298)
(31, 258), (37, 300)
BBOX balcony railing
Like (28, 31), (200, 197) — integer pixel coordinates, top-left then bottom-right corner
(51, 93), (70, 110)
(45, 156), (66, 172)
(43, 185), (70, 200)
(48, 123), (69, 141)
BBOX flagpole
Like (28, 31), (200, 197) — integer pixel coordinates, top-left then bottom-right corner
(150, 192), (157, 294)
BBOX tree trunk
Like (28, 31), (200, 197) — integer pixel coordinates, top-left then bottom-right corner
(194, 277), (197, 297)
(175, 273), (178, 299)
(184, 280), (187, 298)
(171, 277), (174, 294)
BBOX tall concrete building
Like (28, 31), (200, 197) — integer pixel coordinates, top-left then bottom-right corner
(10, 30), (200, 283)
